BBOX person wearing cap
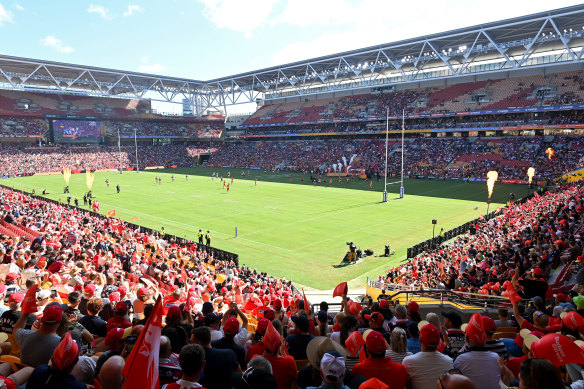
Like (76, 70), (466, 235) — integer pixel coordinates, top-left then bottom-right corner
(513, 267), (550, 301)
(204, 312), (224, 341)
(351, 330), (408, 389)
(273, 299), (289, 328)
(13, 303), (63, 367)
(407, 301), (421, 323)
(459, 316), (507, 358)
(94, 327), (128, 377)
(26, 333), (86, 389)
(78, 298), (107, 337)
(162, 305), (193, 354)
(246, 318), (270, 363)
(220, 301), (249, 348)
(287, 314), (316, 360)
(300, 336), (347, 388)
(0, 291), (34, 333)
(261, 322), (297, 389)
(440, 311), (465, 357)
(161, 344), (206, 389)
(106, 301), (132, 332)
(364, 312), (390, 342)
(191, 326), (241, 389)
(403, 324), (453, 389)
(453, 315), (501, 389)
(306, 352), (350, 389)
(212, 316), (246, 370)
(78, 283), (97, 316)
(503, 300), (560, 358)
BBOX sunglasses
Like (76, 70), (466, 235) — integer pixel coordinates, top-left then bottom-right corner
(439, 369), (464, 389)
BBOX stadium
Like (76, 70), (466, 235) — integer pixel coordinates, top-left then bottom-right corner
(0, 3), (583, 389)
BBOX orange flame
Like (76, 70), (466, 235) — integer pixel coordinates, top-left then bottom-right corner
(527, 167), (535, 185)
(486, 171), (498, 199)
(545, 147), (555, 160)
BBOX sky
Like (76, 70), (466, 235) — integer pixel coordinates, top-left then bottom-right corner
(0, 0), (582, 82)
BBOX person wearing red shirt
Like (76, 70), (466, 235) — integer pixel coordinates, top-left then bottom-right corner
(262, 322), (297, 389)
(106, 302), (132, 332)
(351, 330), (408, 389)
(246, 318), (269, 363)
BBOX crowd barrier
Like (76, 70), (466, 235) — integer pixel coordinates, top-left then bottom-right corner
(0, 183), (239, 265)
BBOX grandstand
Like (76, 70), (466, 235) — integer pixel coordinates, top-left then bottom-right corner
(0, 5), (582, 389)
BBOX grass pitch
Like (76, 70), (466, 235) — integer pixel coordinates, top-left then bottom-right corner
(7, 168), (526, 289)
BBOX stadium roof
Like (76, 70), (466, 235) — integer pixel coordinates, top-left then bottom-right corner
(1, 5), (584, 113)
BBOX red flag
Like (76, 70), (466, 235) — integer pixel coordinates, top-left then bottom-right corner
(333, 282), (348, 298)
(2, 205), (9, 211)
(21, 284), (38, 315)
(106, 210), (116, 218)
(506, 285), (523, 304)
(302, 288), (310, 312)
(122, 295), (163, 389)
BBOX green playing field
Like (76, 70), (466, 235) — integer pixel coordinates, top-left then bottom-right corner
(7, 167), (526, 289)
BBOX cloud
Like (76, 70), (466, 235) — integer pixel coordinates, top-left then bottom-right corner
(87, 4), (113, 20)
(199, 0), (278, 38)
(0, 4), (14, 25)
(123, 4), (142, 17)
(271, 0), (584, 66)
(14, 3), (24, 11)
(40, 35), (74, 53)
(138, 63), (165, 73)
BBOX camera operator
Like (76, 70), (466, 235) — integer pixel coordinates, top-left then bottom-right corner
(347, 242), (357, 263)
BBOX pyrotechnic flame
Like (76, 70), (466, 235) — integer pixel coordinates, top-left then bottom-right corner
(85, 170), (95, 190)
(486, 171), (498, 199)
(63, 168), (71, 186)
(545, 147), (555, 160)
(527, 167), (535, 185)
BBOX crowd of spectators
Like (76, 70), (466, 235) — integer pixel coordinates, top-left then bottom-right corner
(0, 117), (47, 137)
(0, 182), (581, 388)
(104, 120), (223, 139)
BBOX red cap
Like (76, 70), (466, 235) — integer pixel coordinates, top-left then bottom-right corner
(465, 313), (486, 345)
(273, 299), (282, 310)
(105, 328), (125, 348)
(5, 273), (19, 282)
(533, 268), (544, 277)
(167, 305), (181, 319)
(221, 287), (228, 294)
(408, 301), (419, 312)
(109, 292), (120, 303)
(115, 301), (128, 314)
(84, 284), (96, 295)
(9, 291), (24, 304)
(256, 318), (270, 335)
(223, 317), (240, 334)
(41, 304), (63, 324)
(52, 332), (78, 371)
(420, 324), (440, 345)
(482, 316), (496, 333)
(364, 312), (384, 326)
(117, 286), (127, 295)
(365, 330), (386, 354)
(379, 300), (390, 309)
(359, 378), (389, 389)
(263, 308), (275, 321)
(138, 287), (149, 297)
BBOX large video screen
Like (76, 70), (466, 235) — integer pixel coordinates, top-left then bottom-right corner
(52, 120), (101, 144)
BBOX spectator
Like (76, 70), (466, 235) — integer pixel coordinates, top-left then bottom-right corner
(307, 352), (349, 389)
(96, 355), (125, 389)
(26, 332), (86, 389)
(191, 326), (240, 389)
(287, 315), (315, 360)
(262, 322), (297, 389)
(13, 303), (62, 367)
(440, 311), (465, 357)
(162, 305), (192, 354)
(387, 327), (412, 363)
(106, 301), (132, 331)
(78, 298), (107, 337)
(437, 372), (476, 389)
(406, 322), (421, 354)
(403, 324), (454, 389)
(494, 308), (512, 328)
(351, 330), (408, 389)
(212, 316), (246, 370)
(162, 344), (207, 389)
(159, 335), (182, 386)
(0, 291), (34, 333)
